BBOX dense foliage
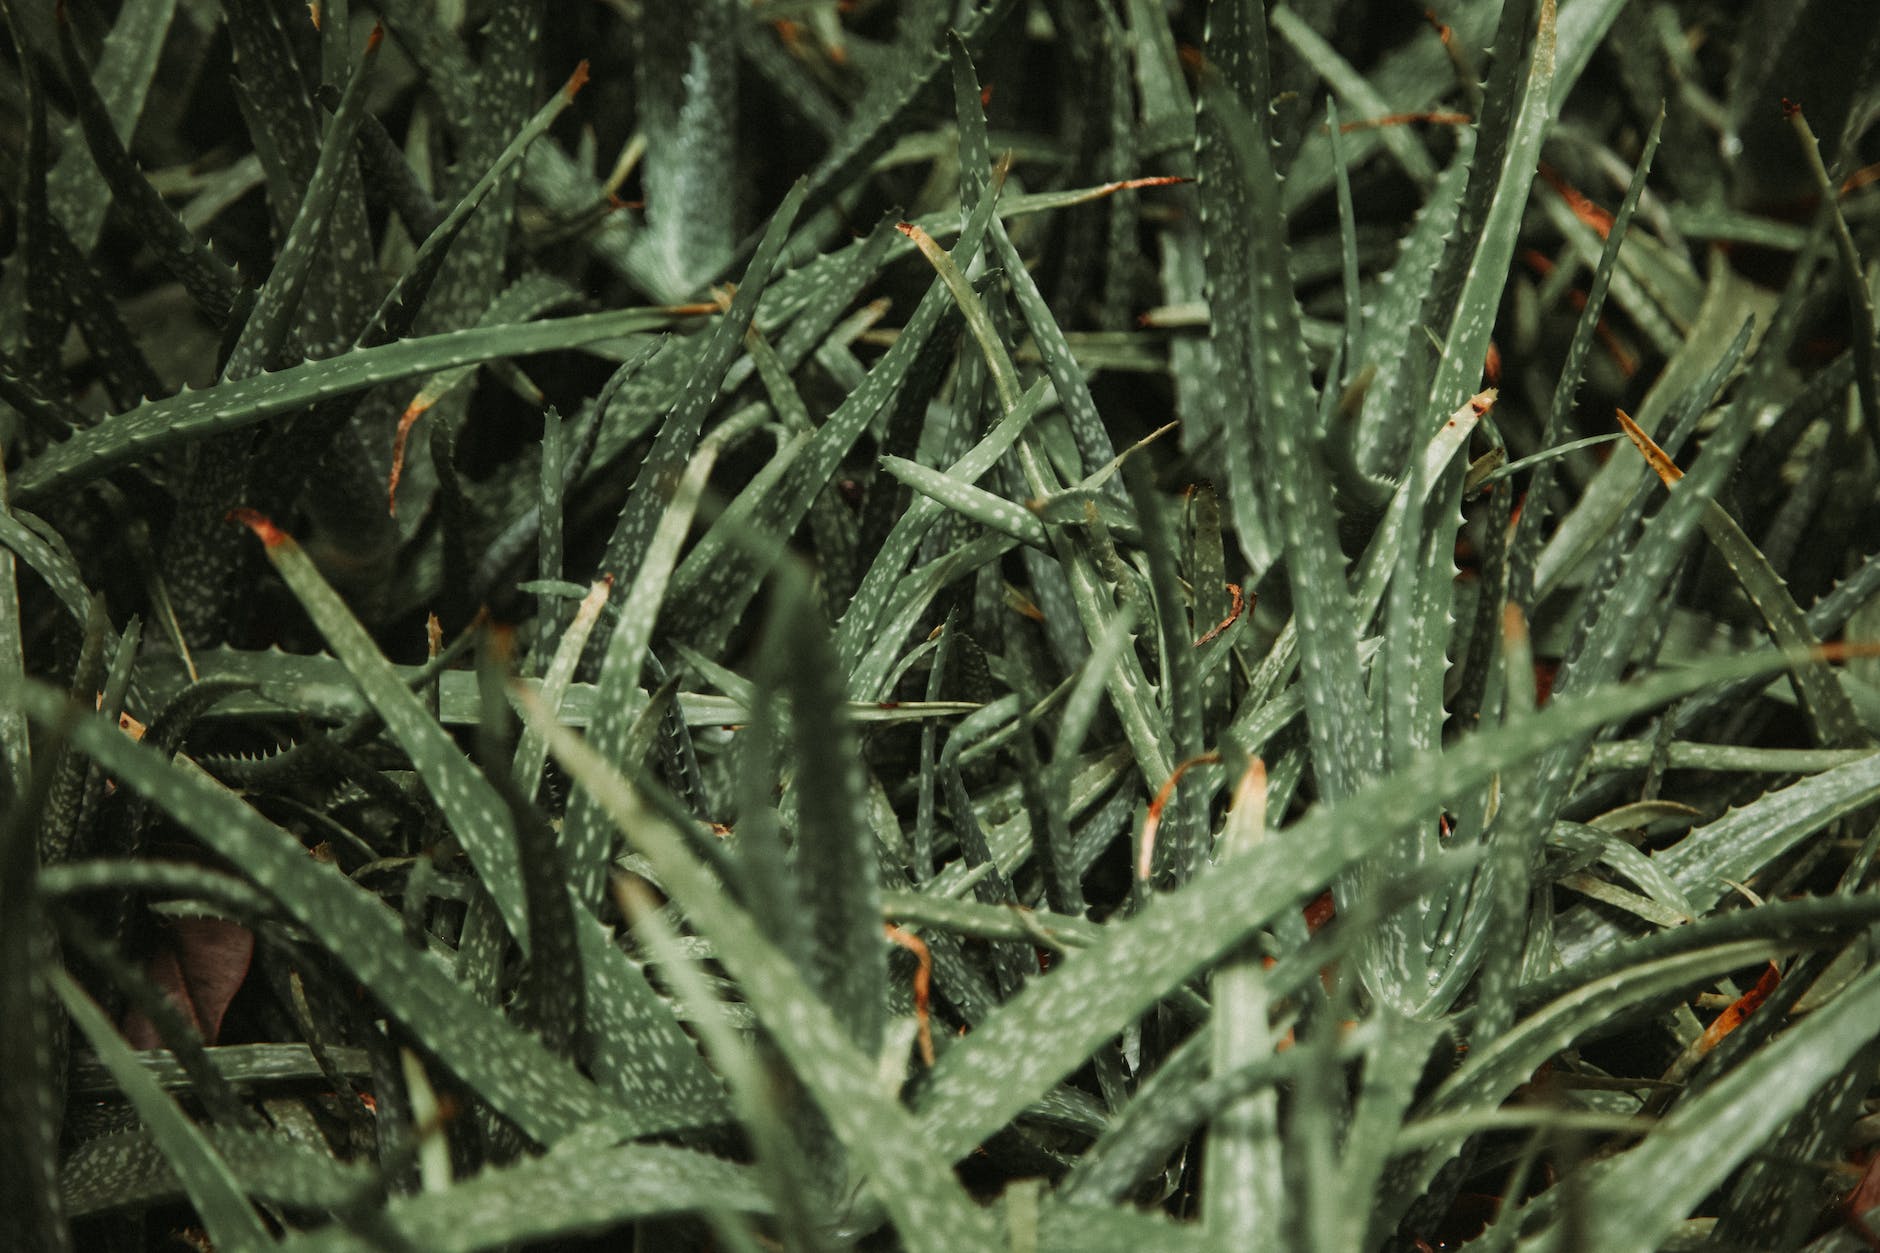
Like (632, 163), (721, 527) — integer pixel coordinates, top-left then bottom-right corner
(4, 0), (1880, 1249)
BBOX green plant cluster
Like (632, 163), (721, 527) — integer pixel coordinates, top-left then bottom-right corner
(4, 0), (1880, 1249)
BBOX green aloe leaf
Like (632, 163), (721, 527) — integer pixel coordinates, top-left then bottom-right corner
(596, 178), (807, 586)
(1423, 0), (1558, 423)
(53, 8), (237, 325)
(911, 643), (1856, 1163)
(562, 402), (760, 906)
(12, 307), (682, 505)
(1527, 961), (1880, 1253)
(1616, 411), (1870, 748)
(233, 513), (531, 946)
(1556, 750), (1880, 965)
(363, 61), (593, 349)
(776, 579), (888, 1053)
(521, 698), (1004, 1252)
(53, 971), (271, 1250)
(1198, 15), (1378, 804)
(220, 25), (381, 383)
(878, 456), (1048, 548)
(59, 1126), (366, 1218)
(274, 1142), (771, 1253)
(10, 683), (638, 1145)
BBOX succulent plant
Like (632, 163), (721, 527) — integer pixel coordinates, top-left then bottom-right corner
(4, 1), (1880, 1250)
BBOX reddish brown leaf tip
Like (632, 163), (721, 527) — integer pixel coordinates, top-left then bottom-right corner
(366, 22), (383, 52)
(895, 222), (917, 237)
(228, 508), (287, 547)
(1781, 96), (1802, 119)
(387, 399), (432, 517)
(565, 59), (591, 100)
(306, 2), (320, 30)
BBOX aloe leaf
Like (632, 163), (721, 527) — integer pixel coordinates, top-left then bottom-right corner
(0, 484), (23, 789)
(522, 699), (1004, 1251)
(53, 8), (237, 325)
(1031, 1196), (1216, 1253)
(1508, 111), (1664, 605)
(13, 52), (162, 412)
(629, 0), (737, 300)
(3, 0), (175, 284)
(666, 181), (1002, 656)
(836, 378), (1048, 676)
(273, 1142), (770, 1253)
(900, 209), (1177, 796)
(1358, 397), (1482, 1010)
(59, 1126), (367, 1218)
(9, 683), (685, 1144)
(910, 643), (1852, 1163)
(1272, 6), (1439, 188)
(1423, 0), (1557, 423)
(1203, 763), (1283, 1242)
(879, 456), (1049, 548)
(952, 34), (1119, 494)
(11, 307), (680, 505)
(1194, 0), (1267, 574)
(221, 26), (381, 382)
(0, 715), (66, 1252)
(512, 579), (609, 800)
(562, 402), (753, 907)
(624, 877), (822, 1245)
(42, 858), (274, 921)
(850, 535), (1017, 705)
(235, 512), (531, 947)
(1784, 87), (1880, 462)
(363, 61), (591, 350)
(1198, 28), (1378, 804)
(596, 179), (806, 585)
(1373, 938), (1810, 1240)
(1332, 1011), (1448, 1249)
(1127, 457), (1210, 886)
(1532, 261), (1776, 598)
(1528, 961), (1880, 1253)
(0, 346), (86, 435)
(371, 0), (479, 134)
(412, 0), (540, 334)
(776, 582), (888, 1053)
(1616, 411), (1870, 748)
(1059, 852), (1474, 1208)
(1353, 149), (1472, 475)
(133, 645), (977, 731)
(789, 0), (1017, 227)
(220, 0), (374, 348)
(52, 971), (271, 1250)
(1556, 750), (1880, 965)
(0, 507), (98, 635)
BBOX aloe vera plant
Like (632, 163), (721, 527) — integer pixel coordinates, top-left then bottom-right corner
(4, 1), (1880, 1250)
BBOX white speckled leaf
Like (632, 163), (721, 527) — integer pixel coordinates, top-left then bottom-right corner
(11, 307), (684, 505)
(12, 684), (645, 1145)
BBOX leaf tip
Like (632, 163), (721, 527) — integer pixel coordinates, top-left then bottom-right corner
(565, 59), (590, 100)
(1614, 408), (1682, 485)
(227, 508), (287, 547)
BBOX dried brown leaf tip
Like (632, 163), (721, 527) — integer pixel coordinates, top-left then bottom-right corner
(227, 508), (287, 548)
(564, 60), (591, 101)
(1614, 408), (1683, 485)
